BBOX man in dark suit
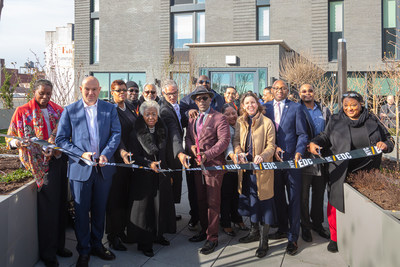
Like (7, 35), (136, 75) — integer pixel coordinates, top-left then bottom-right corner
(159, 79), (190, 220)
(56, 76), (121, 267)
(264, 80), (308, 256)
(299, 84), (330, 242)
(180, 75), (225, 230)
(185, 86), (230, 255)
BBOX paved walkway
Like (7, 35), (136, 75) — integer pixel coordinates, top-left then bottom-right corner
(34, 178), (347, 267)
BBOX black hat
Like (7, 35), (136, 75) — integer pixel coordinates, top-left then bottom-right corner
(126, 81), (139, 89)
(190, 85), (214, 100)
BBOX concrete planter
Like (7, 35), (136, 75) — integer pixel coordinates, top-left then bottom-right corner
(337, 183), (400, 267)
(0, 180), (38, 267)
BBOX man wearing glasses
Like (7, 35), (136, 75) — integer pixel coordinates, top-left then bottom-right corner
(298, 84), (331, 243)
(185, 86), (230, 255)
(180, 75), (225, 231)
(139, 83), (160, 104)
(125, 81), (140, 115)
(263, 80), (308, 256)
(159, 79), (190, 221)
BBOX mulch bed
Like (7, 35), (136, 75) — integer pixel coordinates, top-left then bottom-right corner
(348, 158), (400, 211)
(0, 155), (33, 195)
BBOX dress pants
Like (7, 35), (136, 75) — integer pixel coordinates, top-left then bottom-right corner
(327, 202), (337, 242)
(106, 167), (131, 239)
(38, 155), (68, 262)
(186, 170), (199, 222)
(300, 173), (326, 230)
(195, 172), (224, 242)
(220, 172), (242, 228)
(171, 171), (183, 204)
(70, 167), (113, 255)
(274, 169), (302, 242)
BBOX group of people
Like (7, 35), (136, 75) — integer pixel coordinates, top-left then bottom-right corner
(6, 74), (394, 267)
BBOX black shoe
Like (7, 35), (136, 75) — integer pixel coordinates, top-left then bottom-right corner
(301, 228), (312, 242)
(327, 240), (338, 253)
(138, 246), (154, 257)
(189, 232), (207, 242)
(286, 241), (298, 256)
(56, 247), (73, 258)
(234, 222), (250, 231)
(255, 224), (270, 258)
(238, 222), (260, 243)
(109, 236), (127, 251)
(313, 225), (330, 239)
(43, 259), (59, 267)
(90, 245), (116, 261)
(155, 235), (170, 246)
(268, 230), (288, 240)
(200, 240), (218, 255)
(76, 255), (89, 267)
(176, 215), (182, 221)
(188, 219), (198, 231)
(223, 228), (236, 237)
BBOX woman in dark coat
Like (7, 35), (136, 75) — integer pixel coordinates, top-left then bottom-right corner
(128, 100), (176, 257)
(106, 80), (137, 251)
(310, 91), (394, 253)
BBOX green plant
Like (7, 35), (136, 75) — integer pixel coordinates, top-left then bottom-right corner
(0, 129), (8, 144)
(0, 67), (19, 109)
(0, 169), (32, 183)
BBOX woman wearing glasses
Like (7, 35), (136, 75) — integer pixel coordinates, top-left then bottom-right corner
(309, 91), (394, 253)
(233, 92), (276, 258)
(106, 80), (137, 251)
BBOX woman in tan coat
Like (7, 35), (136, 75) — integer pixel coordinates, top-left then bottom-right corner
(233, 92), (276, 258)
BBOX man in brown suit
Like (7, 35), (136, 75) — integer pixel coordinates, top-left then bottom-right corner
(185, 86), (230, 255)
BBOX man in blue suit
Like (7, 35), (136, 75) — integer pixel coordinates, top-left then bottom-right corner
(56, 76), (121, 267)
(263, 80), (308, 256)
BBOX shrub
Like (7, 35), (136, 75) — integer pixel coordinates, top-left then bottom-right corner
(0, 169), (32, 183)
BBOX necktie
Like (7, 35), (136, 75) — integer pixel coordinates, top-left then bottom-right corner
(197, 113), (205, 139)
(274, 102), (282, 129)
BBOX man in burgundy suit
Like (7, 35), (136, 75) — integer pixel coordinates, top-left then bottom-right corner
(185, 86), (230, 255)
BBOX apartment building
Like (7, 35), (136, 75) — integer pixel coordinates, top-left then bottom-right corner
(74, 0), (397, 99)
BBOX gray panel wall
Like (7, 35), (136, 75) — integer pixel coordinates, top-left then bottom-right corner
(206, 0), (234, 42)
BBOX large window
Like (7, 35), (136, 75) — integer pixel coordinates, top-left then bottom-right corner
(328, 1), (343, 61)
(383, 0), (399, 59)
(92, 72), (146, 100)
(173, 12), (205, 48)
(90, 0), (99, 64)
(257, 1), (270, 40)
(171, 0), (205, 49)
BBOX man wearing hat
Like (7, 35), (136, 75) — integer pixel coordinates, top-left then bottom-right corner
(125, 81), (140, 116)
(185, 86), (230, 255)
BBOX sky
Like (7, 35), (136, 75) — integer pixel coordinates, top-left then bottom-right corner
(0, 0), (74, 68)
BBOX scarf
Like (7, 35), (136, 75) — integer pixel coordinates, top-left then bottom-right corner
(6, 99), (64, 188)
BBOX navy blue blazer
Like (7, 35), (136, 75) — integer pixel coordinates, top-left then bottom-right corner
(56, 99), (121, 181)
(264, 100), (308, 160)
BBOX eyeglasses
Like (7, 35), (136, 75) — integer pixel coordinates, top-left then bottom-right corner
(128, 89), (139, 93)
(164, 91), (178, 96)
(112, 89), (127, 93)
(300, 89), (314, 93)
(195, 96), (210, 102)
(343, 93), (359, 98)
(144, 90), (156, 95)
(198, 80), (210, 85)
(272, 87), (288, 91)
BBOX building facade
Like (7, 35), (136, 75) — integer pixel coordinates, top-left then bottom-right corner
(74, 0), (398, 99)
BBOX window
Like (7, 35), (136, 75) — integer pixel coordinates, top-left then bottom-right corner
(257, 1), (270, 40)
(328, 1), (343, 61)
(90, 0), (99, 64)
(173, 12), (205, 49)
(382, 0), (398, 59)
(171, 0), (205, 49)
(173, 0), (204, 4)
(92, 72), (146, 100)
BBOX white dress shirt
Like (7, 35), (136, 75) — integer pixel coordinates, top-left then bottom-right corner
(83, 99), (99, 159)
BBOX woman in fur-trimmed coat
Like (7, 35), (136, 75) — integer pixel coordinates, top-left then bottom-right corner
(127, 100), (176, 257)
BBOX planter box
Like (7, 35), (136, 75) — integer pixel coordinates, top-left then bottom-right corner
(337, 183), (400, 267)
(0, 180), (38, 267)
